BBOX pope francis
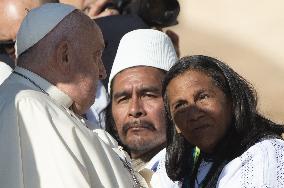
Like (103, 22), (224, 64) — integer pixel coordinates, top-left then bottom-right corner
(0, 3), (147, 188)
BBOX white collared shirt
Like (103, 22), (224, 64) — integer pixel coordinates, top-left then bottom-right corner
(85, 81), (109, 130)
(0, 61), (12, 85)
(0, 67), (147, 188)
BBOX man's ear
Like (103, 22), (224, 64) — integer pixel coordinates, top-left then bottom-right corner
(56, 41), (70, 69)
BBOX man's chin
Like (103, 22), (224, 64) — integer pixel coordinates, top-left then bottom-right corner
(126, 143), (152, 154)
(124, 137), (157, 150)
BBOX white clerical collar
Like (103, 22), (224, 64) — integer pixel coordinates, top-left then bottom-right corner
(0, 62), (12, 85)
(13, 66), (73, 108)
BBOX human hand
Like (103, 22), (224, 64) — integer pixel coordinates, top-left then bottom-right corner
(84, 0), (119, 19)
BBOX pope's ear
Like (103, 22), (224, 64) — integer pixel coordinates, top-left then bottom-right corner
(56, 40), (70, 67)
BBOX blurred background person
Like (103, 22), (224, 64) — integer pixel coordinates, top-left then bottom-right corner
(59, 0), (119, 18)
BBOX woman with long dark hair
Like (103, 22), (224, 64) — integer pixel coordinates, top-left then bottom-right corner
(150, 55), (284, 187)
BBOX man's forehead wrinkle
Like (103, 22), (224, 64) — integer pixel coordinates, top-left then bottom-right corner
(113, 90), (130, 100)
(113, 84), (137, 98)
(114, 84), (161, 98)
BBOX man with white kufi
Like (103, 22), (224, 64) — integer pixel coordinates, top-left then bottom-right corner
(106, 29), (178, 184)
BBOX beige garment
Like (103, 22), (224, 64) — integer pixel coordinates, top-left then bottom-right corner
(0, 67), (147, 188)
(131, 149), (166, 188)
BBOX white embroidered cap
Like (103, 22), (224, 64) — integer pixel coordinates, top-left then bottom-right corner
(15, 3), (76, 57)
(108, 29), (178, 93)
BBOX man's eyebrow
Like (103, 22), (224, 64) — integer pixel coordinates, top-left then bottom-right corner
(113, 86), (161, 99)
(113, 91), (130, 100)
(140, 86), (161, 94)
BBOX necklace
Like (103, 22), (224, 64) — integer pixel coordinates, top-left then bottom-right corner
(13, 71), (48, 95)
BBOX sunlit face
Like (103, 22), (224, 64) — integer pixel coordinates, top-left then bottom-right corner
(166, 70), (232, 153)
(69, 23), (106, 114)
(59, 0), (98, 17)
(111, 66), (167, 158)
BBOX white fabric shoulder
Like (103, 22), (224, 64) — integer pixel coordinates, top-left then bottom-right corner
(145, 148), (166, 172)
(0, 86), (137, 187)
(217, 138), (284, 188)
(150, 148), (181, 188)
(93, 128), (132, 161)
(93, 128), (118, 147)
(0, 62), (12, 85)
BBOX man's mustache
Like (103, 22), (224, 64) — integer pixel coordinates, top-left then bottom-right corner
(122, 119), (156, 134)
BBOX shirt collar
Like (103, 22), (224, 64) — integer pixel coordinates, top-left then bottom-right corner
(14, 66), (73, 108)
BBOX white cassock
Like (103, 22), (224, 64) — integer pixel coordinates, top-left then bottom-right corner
(0, 66), (147, 188)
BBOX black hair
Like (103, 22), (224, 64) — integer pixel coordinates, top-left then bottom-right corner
(162, 55), (284, 187)
(105, 101), (129, 152)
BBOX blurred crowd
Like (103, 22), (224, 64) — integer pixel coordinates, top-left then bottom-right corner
(0, 1), (284, 188)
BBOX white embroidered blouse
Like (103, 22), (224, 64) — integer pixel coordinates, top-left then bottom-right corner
(150, 138), (284, 188)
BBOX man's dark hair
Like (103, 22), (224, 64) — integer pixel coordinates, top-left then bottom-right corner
(105, 101), (127, 150)
(162, 55), (284, 187)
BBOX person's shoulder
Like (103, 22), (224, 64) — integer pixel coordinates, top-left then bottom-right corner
(232, 138), (284, 177)
(145, 148), (166, 172)
(257, 137), (284, 147)
(237, 138), (284, 163)
(0, 62), (12, 84)
(15, 89), (50, 105)
(223, 138), (284, 173)
(218, 138), (284, 187)
(0, 80), (50, 109)
(93, 128), (119, 147)
(93, 128), (134, 167)
(245, 138), (284, 157)
(0, 61), (12, 72)
(13, 89), (62, 116)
